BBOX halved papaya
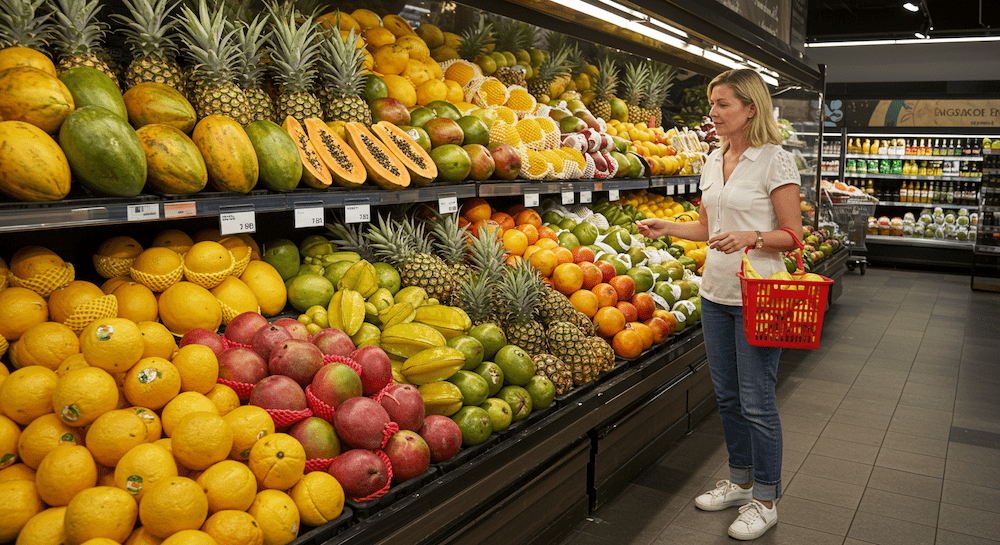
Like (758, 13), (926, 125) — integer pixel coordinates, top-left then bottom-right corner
(344, 122), (410, 191)
(281, 116), (333, 189)
(371, 121), (437, 187)
(303, 117), (366, 188)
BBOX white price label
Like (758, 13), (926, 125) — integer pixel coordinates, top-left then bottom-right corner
(345, 204), (371, 224)
(580, 190), (592, 204)
(667, 185), (676, 196)
(561, 191), (574, 205)
(609, 189), (620, 201)
(294, 207), (324, 228)
(163, 201), (197, 218)
(438, 196), (458, 214)
(126, 203), (159, 222)
(687, 183), (697, 193)
(524, 192), (540, 207)
(219, 210), (256, 235)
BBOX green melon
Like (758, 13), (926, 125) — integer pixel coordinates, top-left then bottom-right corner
(58, 67), (127, 121)
(244, 120), (302, 192)
(58, 106), (147, 197)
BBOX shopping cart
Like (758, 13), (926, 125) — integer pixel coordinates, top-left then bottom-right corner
(825, 192), (878, 274)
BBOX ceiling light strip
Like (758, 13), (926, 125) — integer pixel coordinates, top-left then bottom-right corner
(807, 35), (1000, 47)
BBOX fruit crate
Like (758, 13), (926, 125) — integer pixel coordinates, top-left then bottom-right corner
(430, 433), (502, 476)
(346, 466), (441, 521)
(293, 507), (354, 545)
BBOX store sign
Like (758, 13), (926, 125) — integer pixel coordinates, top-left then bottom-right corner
(833, 99), (1000, 128)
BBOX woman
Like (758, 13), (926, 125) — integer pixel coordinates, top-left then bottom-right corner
(638, 69), (802, 541)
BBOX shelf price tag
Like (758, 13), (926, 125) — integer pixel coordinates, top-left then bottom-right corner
(561, 191), (574, 205)
(163, 201), (197, 218)
(667, 185), (676, 196)
(438, 193), (458, 214)
(345, 203), (371, 224)
(609, 189), (620, 201)
(687, 183), (697, 194)
(294, 207), (324, 228)
(219, 210), (256, 235)
(580, 190), (592, 204)
(126, 203), (159, 222)
(524, 191), (540, 208)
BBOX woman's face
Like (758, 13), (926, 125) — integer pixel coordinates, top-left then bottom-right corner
(709, 83), (756, 142)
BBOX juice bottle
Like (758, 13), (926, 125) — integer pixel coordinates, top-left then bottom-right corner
(862, 139), (871, 154)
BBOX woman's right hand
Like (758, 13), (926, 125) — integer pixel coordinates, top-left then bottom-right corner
(637, 218), (670, 238)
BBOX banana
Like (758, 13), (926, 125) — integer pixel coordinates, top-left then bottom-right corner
(403, 346), (466, 385)
(741, 254), (763, 279)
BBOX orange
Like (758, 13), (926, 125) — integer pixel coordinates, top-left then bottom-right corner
(372, 44), (409, 75)
(289, 471), (345, 527)
(132, 246), (184, 285)
(612, 326), (644, 359)
(505, 203), (527, 216)
(0, 365), (59, 425)
(469, 219), (501, 241)
(129, 406), (163, 442)
(16, 506), (67, 545)
(591, 283), (619, 309)
(201, 510), (264, 545)
(490, 211), (515, 232)
(537, 225), (558, 242)
(138, 476), (209, 539)
(86, 409), (149, 467)
(505, 255), (523, 267)
(48, 281), (106, 324)
(101, 275), (133, 294)
(630, 321), (655, 350)
(124, 526), (165, 545)
(160, 392), (219, 438)
(114, 442), (178, 502)
(204, 384), (240, 417)
(80, 317), (145, 373)
(0, 286), (48, 340)
(152, 230), (193, 253)
(569, 289), (600, 318)
(593, 306), (626, 338)
(56, 353), (89, 379)
(171, 412), (233, 471)
(196, 460), (256, 514)
(136, 321), (178, 360)
(222, 406), (275, 461)
(513, 209), (542, 228)
(362, 26), (395, 50)
(184, 241), (234, 289)
(552, 247), (574, 265)
(551, 263), (583, 295)
(162, 530), (218, 545)
(535, 237), (558, 250)
(64, 486), (138, 545)
(0, 479), (44, 542)
(171, 343), (220, 395)
(113, 282), (159, 323)
(8, 245), (64, 279)
(515, 223), (539, 245)
(35, 444), (98, 506)
(0, 463), (36, 483)
(17, 412), (84, 469)
(460, 197), (492, 223)
(8, 321), (79, 370)
(158, 282), (223, 336)
(501, 228), (528, 257)
(0, 414), (18, 469)
(528, 249), (558, 277)
(247, 433), (305, 490)
(246, 490), (299, 545)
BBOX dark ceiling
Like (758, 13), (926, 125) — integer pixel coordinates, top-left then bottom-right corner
(806, 0), (1000, 41)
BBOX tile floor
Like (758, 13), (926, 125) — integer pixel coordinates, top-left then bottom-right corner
(560, 267), (1000, 544)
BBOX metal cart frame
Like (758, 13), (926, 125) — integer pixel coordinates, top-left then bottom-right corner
(825, 192), (878, 274)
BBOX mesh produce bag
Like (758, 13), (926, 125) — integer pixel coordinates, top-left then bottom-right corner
(464, 77), (509, 108)
(518, 147), (553, 180)
(63, 294), (118, 333)
(505, 86), (537, 119)
(93, 255), (136, 279)
(8, 263), (75, 298)
(490, 106), (518, 125)
(183, 261), (235, 289)
(442, 59), (481, 87)
(229, 248), (252, 277)
(130, 263), (183, 292)
(533, 117), (562, 150)
(514, 118), (545, 151)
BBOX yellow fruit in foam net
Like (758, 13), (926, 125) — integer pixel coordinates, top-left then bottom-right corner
(488, 121), (521, 147)
(443, 59), (480, 87)
(9, 321), (79, 371)
(491, 106), (518, 125)
(97, 236), (144, 259)
(8, 245), (64, 280)
(184, 241), (234, 289)
(113, 281), (159, 323)
(131, 247), (184, 292)
(48, 281), (105, 324)
(515, 118), (544, 149)
(505, 86), (536, 113)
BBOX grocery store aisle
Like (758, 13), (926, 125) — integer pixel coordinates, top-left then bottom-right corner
(560, 267), (1000, 545)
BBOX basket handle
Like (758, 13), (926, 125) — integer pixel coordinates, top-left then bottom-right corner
(742, 228), (805, 271)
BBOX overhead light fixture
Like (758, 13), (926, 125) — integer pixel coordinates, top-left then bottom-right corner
(903, 2), (919, 12)
(806, 35), (1000, 47)
(914, 31), (926, 38)
(758, 72), (779, 86)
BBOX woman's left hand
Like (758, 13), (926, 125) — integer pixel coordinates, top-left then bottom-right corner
(708, 231), (754, 254)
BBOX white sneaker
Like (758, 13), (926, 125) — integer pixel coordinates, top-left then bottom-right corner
(727, 499), (777, 540)
(694, 480), (753, 511)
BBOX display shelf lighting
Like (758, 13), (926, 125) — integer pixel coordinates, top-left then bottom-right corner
(902, 2), (920, 12)
(806, 35), (1000, 46)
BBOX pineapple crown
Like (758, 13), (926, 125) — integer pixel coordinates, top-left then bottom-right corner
(489, 17), (522, 54)
(622, 61), (649, 104)
(456, 15), (493, 61)
(325, 221), (376, 262)
(316, 13), (365, 99)
(457, 271), (496, 324)
(500, 259), (544, 325)
(176, 0), (241, 85)
(642, 62), (676, 109)
(427, 213), (470, 267)
(0, 0), (53, 49)
(465, 224), (507, 286)
(516, 21), (536, 51)
(49, 0), (108, 56)
(112, 0), (180, 60)
(366, 213), (418, 267)
(592, 51), (619, 100)
(532, 38), (571, 84)
(265, 0), (321, 93)
(564, 42), (588, 75)
(231, 14), (269, 87)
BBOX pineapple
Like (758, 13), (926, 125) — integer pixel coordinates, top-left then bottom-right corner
(574, 310), (595, 336)
(456, 272), (498, 328)
(456, 15), (493, 64)
(641, 63), (676, 128)
(0, 0), (52, 50)
(537, 285), (582, 327)
(588, 53), (619, 122)
(325, 221), (377, 263)
(427, 213), (472, 302)
(266, 1), (323, 122)
(49, 0), (119, 85)
(526, 41), (570, 103)
(499, 260), (548, 357)
(589, 335), (615, 373)
(546, 321), (591, 387)
(233, 14), (275, 123)
(366, 214), (455, 304)
(533, 353), (573, 396)
(621, 62), (649, 124)
(112, 0), (183, 90)
(316, 23), (370, 124)
(465, 223), (507, 313)
(176, 0), (249, 122)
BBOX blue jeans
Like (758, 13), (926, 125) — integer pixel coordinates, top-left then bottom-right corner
(701, 296), (783, 502)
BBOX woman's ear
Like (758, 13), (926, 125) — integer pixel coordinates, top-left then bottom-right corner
(748, 102), (757, 118)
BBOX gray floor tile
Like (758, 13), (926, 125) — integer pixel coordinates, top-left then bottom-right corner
(857, 488), (940, 526)
(811, 436), (881, 465)
(882, 431), (950, 458)
(783, 430), (819, 453)
(865, 357), (916, 371)
(866, 466), (943, 501)
(889, 417), (953, 441)
(784, 473), (866, 509)
(938, 503), (1000, 541)
(809, 364), (864, 384)
(942, 479), (1000, 514)
(821, 422), (887, 447)
(797, 378), (852, 396)
(831, 408), (893, 430)
(771, 495), (855, 536)
(848, 510), (936, 545)
(782, 448), (808, 474)
(902, 381), (959, 401)
(557, 530), (616, 545)
(898, 391), (956, 412)
(934, 529), (1000, 545)
(668, 502), (736, 536)
(847, 384), (904, 402)
(893, 405), (955, 426)
(945, 459), (1000, 490)
(947, 443), (1000, 469)
(779, 414), (828, 436)
(844, 538), (880, 545)
(909, 363), (960, 378)
(797, 453), (874, 486)
(875, 448), (947, 478)
(648, 524), (732, 545)
(839, 396), (898, 416)
(907, 372), (959, 387)
(750, 519), (846, 545)
(951, 414), (1000, 436)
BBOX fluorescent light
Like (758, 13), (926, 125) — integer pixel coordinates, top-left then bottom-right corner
(648, 17), (688, 38)
(914, 31), (925, 38)
(903, 2), (919, 12)
(626, 21), (702, 54)
(547, 0), (631, 28)
(702, 49), (743, 69)
(595, 0), (645, 19)
(807, 35), (1000, 47)
(759, 72), (779, 86)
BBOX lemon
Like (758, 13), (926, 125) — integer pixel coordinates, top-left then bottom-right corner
(136, 321), (178, 360)
(80, 317), (145, 373)
(201, 510), (264, 545)
(170, 412), (233, 471)
(0, 479), (44, 542)
(8, 321), (79, 370)
(171, 344), (219, 395)
(0, 365), (59, 425)
(161, 392), (219, 437)
(0, 414), (19, 469)
(248, 433), (305, 490)
(161, 530), (218, 545)
(196, 460), (257, 513)
(51, 367), (120, 427)
(64, 486), (137, 545)
(17, 413), (82, 469)
(204, 384), (240, 417)
(123, 357), (182, 411)
(15, 506), (66, 545)
(222, 406), (274, 461)
(138, 476), (209, 539)
(85, 409), (148, 467)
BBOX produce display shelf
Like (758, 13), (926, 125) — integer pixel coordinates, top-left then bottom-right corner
(822, 170), (839, 176)
(648, 175), (700, 189)
(476, 177), (651, 198)
(975, 245), (1000, 255)
(983, 205), (1000, 212)
(868, 235), (974, 250)
(284, 183), (479, 210)
(845, 153), (984, 162)
(845, 172), (983, 182)
(875, 201), (977, 210)
(978, 225), (1000, 234)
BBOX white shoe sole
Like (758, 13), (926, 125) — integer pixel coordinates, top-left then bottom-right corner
(694, 497), (750, 511)
(728, 517), (777, 540)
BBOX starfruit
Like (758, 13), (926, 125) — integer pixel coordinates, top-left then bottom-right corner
(364, 301), (379, 324)
(299, 234), (336, 258)
(327, 289), (365, 335)
(413, 305), (472, 340)
(337, 259), (378, 298)
(351, 322), (381, 348)
(367, 288), (394, 313)
(391, 358), (410, 385)
(393, 286), (428, 308)
(418, 380), (463, 416)
(380, 322), (446, 360)
(378, 302), (416, 329)
(401, 346), (466, 385)
(303, 305), (329, 328)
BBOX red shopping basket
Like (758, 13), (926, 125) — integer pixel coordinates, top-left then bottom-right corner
(736, 229), (833, 349)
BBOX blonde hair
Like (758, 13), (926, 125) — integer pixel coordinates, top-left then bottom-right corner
(707, 69), (783, 147)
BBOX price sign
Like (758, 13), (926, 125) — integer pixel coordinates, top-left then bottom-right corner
(126, 203), (159, 222)
(438, 195), (458, 214)
(219, 210), (256, 235)
(667, 185), (676, 196)
(345, 204), (371, 224)
(609, 189), (620, 201)
(524, 192), (540, 207)
(561, 191), (574, 205)
(294, 207), (324, 228)
(163, 201), (197, 218)
(687, 183), (697, 194)
(580, 190), (592, 204)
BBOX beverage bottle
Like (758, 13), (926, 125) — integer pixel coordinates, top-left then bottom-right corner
(899, 181), (908, 202)
(946, 182), (955, 204)
(867, 180), (875, 197)
(863, 139), (871, 154)
(932, 138), (940, 156)
(922, 181), (930, 203)
(964, 138), (972, 156)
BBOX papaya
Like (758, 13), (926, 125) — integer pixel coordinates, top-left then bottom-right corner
(303, 117), (366, 188)
(0, 120), (72, 202)
(122, 82), (197, 133)
(136, 124), (208, 194)
(59, 106), (147, 197)
(191, 115), (259, 194)
(281, 116), (333, 189)
(244, 120), (301, 192)
(371, 121), (437, 186)
(344, 121), (410, 190)
(58, 66), (127, 121)
(0, 66), (74, 134)
(0, 46), (57, 76)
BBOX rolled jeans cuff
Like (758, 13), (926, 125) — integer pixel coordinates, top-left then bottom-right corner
(729, 465), (752, 486)
(752, 481), (781, 502)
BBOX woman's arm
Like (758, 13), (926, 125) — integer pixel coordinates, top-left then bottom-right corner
(637, 204), (710, 241)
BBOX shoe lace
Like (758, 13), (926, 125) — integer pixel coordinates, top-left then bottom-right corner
(735, 500), (764, 526)
(708, 480), (736, 498)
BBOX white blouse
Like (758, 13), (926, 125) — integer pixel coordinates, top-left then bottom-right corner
(698, 143), (801, 306)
